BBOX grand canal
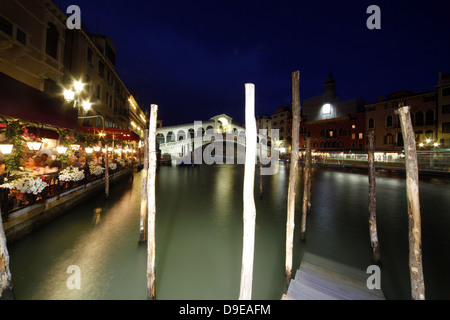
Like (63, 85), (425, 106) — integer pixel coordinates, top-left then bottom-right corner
(7, 163), (450, 300)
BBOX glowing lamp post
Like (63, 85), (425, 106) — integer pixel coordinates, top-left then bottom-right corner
(64, 81), (91, 115)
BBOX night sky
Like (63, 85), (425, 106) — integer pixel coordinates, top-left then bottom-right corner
(58, 0), (450, 126)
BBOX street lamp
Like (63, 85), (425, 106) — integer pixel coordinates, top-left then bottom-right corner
(64, 81), (91, 115)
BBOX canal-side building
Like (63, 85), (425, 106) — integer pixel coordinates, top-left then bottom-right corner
(299, 112), (366, 152)
(0, 0), (146, 143)
(63, 28), (147, 139)
(297, 74), (366, 154)
(364, 90), (438, 154)
(0, 0), (66, 97)
(437, 71), (450, 147)
(302, 73), (366, 123)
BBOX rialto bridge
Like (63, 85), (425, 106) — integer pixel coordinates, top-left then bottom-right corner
(156, 114), (274, 165)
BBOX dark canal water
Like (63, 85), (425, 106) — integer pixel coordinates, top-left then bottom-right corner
(7, 163), (450, 300)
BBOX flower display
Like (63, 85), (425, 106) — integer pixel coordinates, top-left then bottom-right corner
(0, 175), (48, 195)
(116, 159), (125, 167)
(89, 164), (105, 176)
(59, 167), (85, 182)
(109, 162), (117, 170)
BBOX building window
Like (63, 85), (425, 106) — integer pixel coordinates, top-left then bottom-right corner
(98, 61), (105, 77)
(368, 118), (374, 129)
(443, 122), (450, 134)
(0, 16), (13, 36)
(351, 133), (356, 139)
(385, 133), (393, 144)
(322, 103), (331, 115)
(397, 132), (404, 147)
(96, 85), (101, 99)
(358, 133), (363, 140)
(386, 115), (393, 127)
(16, 28), (26, 45)
(45, 22), (59, 60)
(85, 74), (91, 93)
(415, 111), (424, 126)
(425, 110), (434, 126)
(442, 88), (450, 97)
(443, 105), (450, 114)
(87, 48), (93, 64)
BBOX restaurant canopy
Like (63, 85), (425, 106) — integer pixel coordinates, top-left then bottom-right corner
(0, 72), (79, 130)
(80, 127), (141, 142)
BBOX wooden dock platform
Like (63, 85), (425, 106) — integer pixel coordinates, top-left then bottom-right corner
(283, 253), (385, 300)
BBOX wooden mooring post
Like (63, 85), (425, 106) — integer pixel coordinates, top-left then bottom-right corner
(239, 83), (257, 300)
(285, 70), (301, 285)
(301, 137), (311, 241)
(147, 104), (158, 300)
(0, 214), (14, 300)
(367, 130), (381, 263)
(139, 129), (149, 242)
(259, 141), (263, 198)
(396, 104), (425, 300)
(105, 145), (109, 199)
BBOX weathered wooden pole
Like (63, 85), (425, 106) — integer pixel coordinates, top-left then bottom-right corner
(139, 129), (149, 242)
(396, 104), (425, 300)
(301, 137), (311, 240)
(307, 146), (312, 213)
(239, 83), (257, 300)
(0, 214), (14, 300)
(367, 130), (381, 263)
(147, 104), (158, 300)
(259, 141), (263, 198)
(105, 145), (109, 199)
(285, 70), (301, 285)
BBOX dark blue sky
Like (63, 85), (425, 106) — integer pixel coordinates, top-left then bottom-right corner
(59, 0), (450, 126)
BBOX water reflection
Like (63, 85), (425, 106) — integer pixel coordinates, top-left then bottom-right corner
(7, 163), (450, 300)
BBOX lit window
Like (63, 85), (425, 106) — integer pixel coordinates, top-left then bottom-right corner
(359, 133), (363, 139)
(352, 124), (356, 129)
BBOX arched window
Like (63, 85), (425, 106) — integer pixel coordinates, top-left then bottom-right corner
(397, 132), (404, 147)
(425, 110), (434, 126)
(198, 127), (205, 137)
(385, 133), (393, 144)
(313, 142), (318, 148)
(177, 130), (186, 141)
(386, 115), (393, 127)
(320, 130), (325, 138)
(188, 128), (195, 139)
(46, 22), (59, 59)
(368, 118), (375, 129)
(166, 132), (175, 142)
(415, 111), (424, 126)
(156, 133), (165, 144)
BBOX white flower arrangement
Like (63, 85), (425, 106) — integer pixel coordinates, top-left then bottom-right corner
(116, 159), (125, 167)
(89, 164), (105, 176)
(0, 176), (48, 195)
(109, 162), (117, 170)
(59, 167), (85, 182)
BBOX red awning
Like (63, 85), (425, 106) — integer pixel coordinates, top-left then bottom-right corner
(80, 127), (141, 142)
(0, 72), (79, 129)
